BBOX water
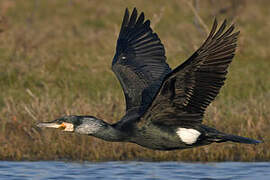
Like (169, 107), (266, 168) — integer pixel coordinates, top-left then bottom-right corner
(0, 161), (269, 180)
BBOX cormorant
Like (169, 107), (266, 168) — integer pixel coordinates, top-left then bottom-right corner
(37, 8), (261, 150)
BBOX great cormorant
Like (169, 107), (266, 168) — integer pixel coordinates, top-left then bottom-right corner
(37, 8), (261, 150)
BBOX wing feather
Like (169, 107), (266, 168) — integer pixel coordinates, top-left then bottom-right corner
(141, 19), (239, 126)
(112, 8), (171, 112)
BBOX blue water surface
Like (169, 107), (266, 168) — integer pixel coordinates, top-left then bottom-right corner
(0, 161), (269, 180)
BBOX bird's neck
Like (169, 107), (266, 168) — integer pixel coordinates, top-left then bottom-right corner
(94, 123), (128, 142)
(75, 118), (128, 142)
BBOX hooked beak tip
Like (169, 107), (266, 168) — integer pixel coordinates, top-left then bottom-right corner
(36, 123), (43, 128)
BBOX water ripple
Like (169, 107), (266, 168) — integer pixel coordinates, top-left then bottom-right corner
(0, 161), (269, 180)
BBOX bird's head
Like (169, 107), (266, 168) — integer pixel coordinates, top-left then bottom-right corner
(37, 115), (105, 135)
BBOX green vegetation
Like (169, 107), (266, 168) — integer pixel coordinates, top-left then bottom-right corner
(0, 0), (269, 161)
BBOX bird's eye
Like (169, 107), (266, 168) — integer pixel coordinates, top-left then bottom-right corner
(59, 122), (74, 132)
(59, 123), (66, 130)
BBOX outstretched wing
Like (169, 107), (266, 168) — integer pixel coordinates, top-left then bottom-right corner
(112, 8), (171, 113)
(142, 19), (239, 126)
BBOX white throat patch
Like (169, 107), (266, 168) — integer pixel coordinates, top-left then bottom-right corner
(176, 128), (201, 145)
(63, 122), (74, 132)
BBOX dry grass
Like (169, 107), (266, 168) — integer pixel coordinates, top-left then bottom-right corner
(0, 0), (269, 161)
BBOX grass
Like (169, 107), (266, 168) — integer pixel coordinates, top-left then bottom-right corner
(0, 0), (269, 161)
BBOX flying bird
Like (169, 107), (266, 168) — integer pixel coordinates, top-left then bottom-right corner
(37, 8), (261, 150)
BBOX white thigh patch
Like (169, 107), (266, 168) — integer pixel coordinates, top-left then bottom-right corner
(176, 128), (201, 145)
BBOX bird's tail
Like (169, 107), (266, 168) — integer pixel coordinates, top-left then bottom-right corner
(201, 126), (262, 144)
(206, 133), (262, 144)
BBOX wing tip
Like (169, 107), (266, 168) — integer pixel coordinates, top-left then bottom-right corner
(120, 8), (148, 32)
(121, 8), (130, 29)
(207, 18), (218, 40)
(235, 30), (240, 36)
(132, 7), (137, 14)
(124, 8), (130, 20)
(125, 8), (129, 14)
(222, 19), (227, 26)
(210, 18), (241, 42)
(213, 17), (218, 31)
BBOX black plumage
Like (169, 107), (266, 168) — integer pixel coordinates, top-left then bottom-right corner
(38, 8), (261, 151)
(142, 19), (240, 127)
(112, 8), (171, 113)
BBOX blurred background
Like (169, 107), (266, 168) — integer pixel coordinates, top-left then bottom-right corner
(0, 0), (269, 161)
